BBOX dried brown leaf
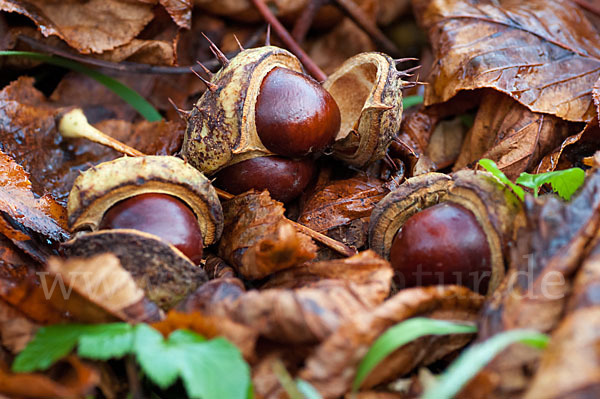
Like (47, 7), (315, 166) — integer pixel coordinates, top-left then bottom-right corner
(218, 191), (316, 280)
(0, 299), (38, 353)
(454, 91), (571, 179)
(192, 251), (392, 345)
(298, 175), (389, 249)
(471, 168), (600, 398)
(159, 0), (192, 29)
(0, 0), (154, 54)
(263, 250), (392, 306)
(523, 242), (600, 399)
(299, 286), (483, 399)
(415, 0), (600, 122)
(0, 235), (66, 325)
(0, 356), (99, 399)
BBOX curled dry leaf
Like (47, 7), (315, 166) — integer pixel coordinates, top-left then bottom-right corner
(218, 191), (317, 280)
(415, 0), (600, 122)
(158, 0), (192, 29)
(44, 254), (162, 323)
(523, 241), (600, 399)
(0, 299), (38, 353)
(454, 91), (571, 179)
(0, 236), (66, 325)
(191, 251), (393, 345)
(0, 0), (154, 54)
(0, 356), (99, 399)
(299, 286), (483, 399)
(469, 168), (600, 398)
(263, 250), (392, 307)
(152, 310), (258, 361)
(297, 175), (390, 249)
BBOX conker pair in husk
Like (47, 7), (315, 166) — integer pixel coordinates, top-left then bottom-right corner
(64, 156), (224, 309)
(369, 170), (523, 295)
(182, 46), (339, 172)
(181, 46), (405, 203)
(182, 46), (340, 203)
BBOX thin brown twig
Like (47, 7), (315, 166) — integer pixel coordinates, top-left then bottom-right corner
(16, 27), (266, 74)
(291, 0), (329, 44)
(332, 0), (400, 57)
(250, 0), (328, 82)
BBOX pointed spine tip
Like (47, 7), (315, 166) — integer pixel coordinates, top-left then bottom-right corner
(233, 34), (244, 51)
(195, 61), (213, 78)
(191, 68), (218, 92)
(201, 32), (229, 66)
(265, 25), (271, 46)
(167, 97), (192, 121)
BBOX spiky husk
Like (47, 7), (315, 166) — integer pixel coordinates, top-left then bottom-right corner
(324, 52), (404, 168)
(182, 46), (303, 175)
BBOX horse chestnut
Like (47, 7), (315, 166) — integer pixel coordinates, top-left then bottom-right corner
(99, 193), (204, 264)
(389, 202), (491, 294)
(255, 67), (341, 157)
(214, 156), (315, 203)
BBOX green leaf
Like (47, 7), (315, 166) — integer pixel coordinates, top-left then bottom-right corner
(402, 95), (424, 108)
(478, 159), (525, 201)
(296, 379), (323, 399)
(15, 322), (251, 399)
(352, 318), (477, 391)
(133, 324), (181, 389)
(0, 51), (162, 122)
(516, 168), (585, 200)
(134, 325), (251, 399)
(422, 329), (549, 399)
(12, 324), (91, 372)
(181, 338), (250, 399)
(78, 323), (134, 360)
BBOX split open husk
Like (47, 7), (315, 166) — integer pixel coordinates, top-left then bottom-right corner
(324, 52), (404, 168)
(369, 170), (524, 294)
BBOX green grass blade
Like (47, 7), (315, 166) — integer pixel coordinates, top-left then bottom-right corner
(402, 95), (424, 108)
(353, 318), (477, 391)
(422, 329), (549, 399)
(0, 51), (162, 122)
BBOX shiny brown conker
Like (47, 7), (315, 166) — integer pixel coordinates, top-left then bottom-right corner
(255, 67), (341, 157)
(389, 202), (492, 294)
(214, 156), (316, 203)
(99, 193), (204, 264)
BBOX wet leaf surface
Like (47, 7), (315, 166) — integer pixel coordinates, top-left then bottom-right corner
(298, 175), (390, 249)
(218, 191), (317, 280)
(0, 0), (155, 54)
(454, 90), (572, 179)
(415, 0), (600, 122)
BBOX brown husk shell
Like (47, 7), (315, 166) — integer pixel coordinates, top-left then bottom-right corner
(324, 52), (404, 168)
(67, 155), (223, 245)
(45, 254), (162, 323)
(182, 46), (303, 174)
(62, 230), (208, 310)
(369, 170), (524, 294)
